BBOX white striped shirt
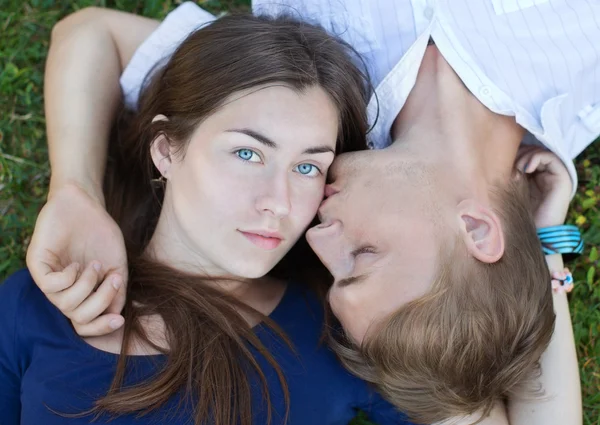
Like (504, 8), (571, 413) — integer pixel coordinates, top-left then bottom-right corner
(120, 0), (600, 195)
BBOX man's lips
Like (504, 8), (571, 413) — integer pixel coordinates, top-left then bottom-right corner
(319, 184), (340, 209)
(238, 230), (283, 250)
(324, 184), (339, 198)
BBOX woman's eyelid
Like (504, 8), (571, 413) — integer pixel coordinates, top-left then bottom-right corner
(233, 147), (330, 175)
(300, 150), (334, 166)
(302, 163), (323, 174)
(311, 155), (334, 170)
(292, 162), (325, 178)
(234, 147), (263, 163)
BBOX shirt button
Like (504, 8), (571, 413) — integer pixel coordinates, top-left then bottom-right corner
(577, 104), (594, 119)
(480, 86), (491, 96)
(424, 7), (434, 19)
(578, 103), (600, 132)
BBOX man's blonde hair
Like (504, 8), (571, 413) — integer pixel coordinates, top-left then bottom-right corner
(331, 175), (555, 424)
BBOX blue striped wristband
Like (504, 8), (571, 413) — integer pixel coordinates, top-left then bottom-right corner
(537, 225), (584, 256)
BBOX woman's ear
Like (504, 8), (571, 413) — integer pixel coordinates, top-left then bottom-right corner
(149, 115), (172, 178)
(456, 199), (505, 263)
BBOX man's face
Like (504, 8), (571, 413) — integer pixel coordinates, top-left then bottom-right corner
(306, 147), (450, 344)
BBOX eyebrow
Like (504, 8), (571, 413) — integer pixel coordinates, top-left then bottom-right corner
(226, 128), (334, 155)
(336, 274), (369, 288)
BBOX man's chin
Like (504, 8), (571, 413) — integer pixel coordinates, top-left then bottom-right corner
(304, 229), (326, 263)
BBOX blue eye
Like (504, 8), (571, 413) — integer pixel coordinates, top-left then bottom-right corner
(235, 149), (261, 163)
(294, 163), (321, 177)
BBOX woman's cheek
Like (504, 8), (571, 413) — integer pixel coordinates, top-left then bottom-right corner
(292, 184), (325, 225)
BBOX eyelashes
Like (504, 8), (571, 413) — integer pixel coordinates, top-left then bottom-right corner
(234, 148), (324, 178)
(235, 148), (261, 163)
(351, 245), (377, 257)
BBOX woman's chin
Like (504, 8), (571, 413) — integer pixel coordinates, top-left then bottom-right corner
(227, 260), (275, 280)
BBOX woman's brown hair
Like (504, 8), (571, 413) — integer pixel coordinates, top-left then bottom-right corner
(331, 175), (556, 424)
(95, 12), (370, 425)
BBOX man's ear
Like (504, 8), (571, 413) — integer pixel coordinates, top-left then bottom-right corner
(149, 115), (172, 178)
(456, 199), (505, 263)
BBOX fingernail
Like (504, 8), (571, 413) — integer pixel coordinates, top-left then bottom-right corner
(93, 262), (101, 273)
(109, 317), (124, 329)
(111, 276), (122, 290)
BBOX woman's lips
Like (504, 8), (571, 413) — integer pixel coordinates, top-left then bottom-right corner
(239, 231), (282, 250)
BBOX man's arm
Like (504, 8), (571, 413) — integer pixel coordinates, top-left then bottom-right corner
(446, 151), (582, 425)
(45, 7), (159, 201)
(27, 8), (159, 336)
(504, 149), (582, 425)
(30, 3), (215, 337)
(444, 254), (580, 425)
(506, 253), (582, 425)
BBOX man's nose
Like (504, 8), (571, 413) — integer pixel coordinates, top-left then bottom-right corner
(306, 220), (353, 277)
(327, 150), (361, 185)
(255, 176), (291, 219)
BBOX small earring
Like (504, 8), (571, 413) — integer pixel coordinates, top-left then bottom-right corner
(150, 175), (167, 187)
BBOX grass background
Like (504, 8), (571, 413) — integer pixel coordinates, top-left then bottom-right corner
(0, 1), (598, 424)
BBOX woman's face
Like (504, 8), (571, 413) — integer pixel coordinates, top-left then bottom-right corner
(153, 84), (339, 278)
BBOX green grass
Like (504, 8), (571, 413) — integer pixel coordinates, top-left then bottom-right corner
(0, 1), (598, 424)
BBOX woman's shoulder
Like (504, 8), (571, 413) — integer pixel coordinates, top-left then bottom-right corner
(0, 268), (39, 309)
(0, 269), (54, 378)
(0, 268), (65, 331)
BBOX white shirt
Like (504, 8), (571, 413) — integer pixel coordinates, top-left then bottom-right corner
(120, 0), (600, 196)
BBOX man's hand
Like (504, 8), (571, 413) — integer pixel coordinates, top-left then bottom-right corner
(26, 183), (127, 336)
(516, 146), (572, 228)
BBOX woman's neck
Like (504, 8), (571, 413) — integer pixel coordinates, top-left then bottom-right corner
(146, 200), (233, 279)
(148, 207), (287, 313)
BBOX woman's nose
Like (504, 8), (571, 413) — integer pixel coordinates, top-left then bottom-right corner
(255, 177), (291, 218)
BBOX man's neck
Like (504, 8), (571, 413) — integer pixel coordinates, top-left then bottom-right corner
(390, 45), (524, 197)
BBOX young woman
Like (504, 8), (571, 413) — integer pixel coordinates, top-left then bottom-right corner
(0, 11), (413, 425)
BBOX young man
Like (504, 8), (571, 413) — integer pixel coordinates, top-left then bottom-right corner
(26, 1), (594, 423)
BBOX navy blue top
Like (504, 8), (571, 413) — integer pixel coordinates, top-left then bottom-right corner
(0, 269), (413, 425)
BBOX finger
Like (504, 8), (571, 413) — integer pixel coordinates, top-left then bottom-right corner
(524, 154), (542, 173)
(105, 274), (127, 315)
(73, 314), (125, 337)
(537, 152), (568, 175)
(32, 262), (80, 294)
(70, 274), (124, 325)
(515, 152), (532, 171)
(51, 261), (102, 314)
(525, 151), (568, 177)
(516, 151), (537, 172)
